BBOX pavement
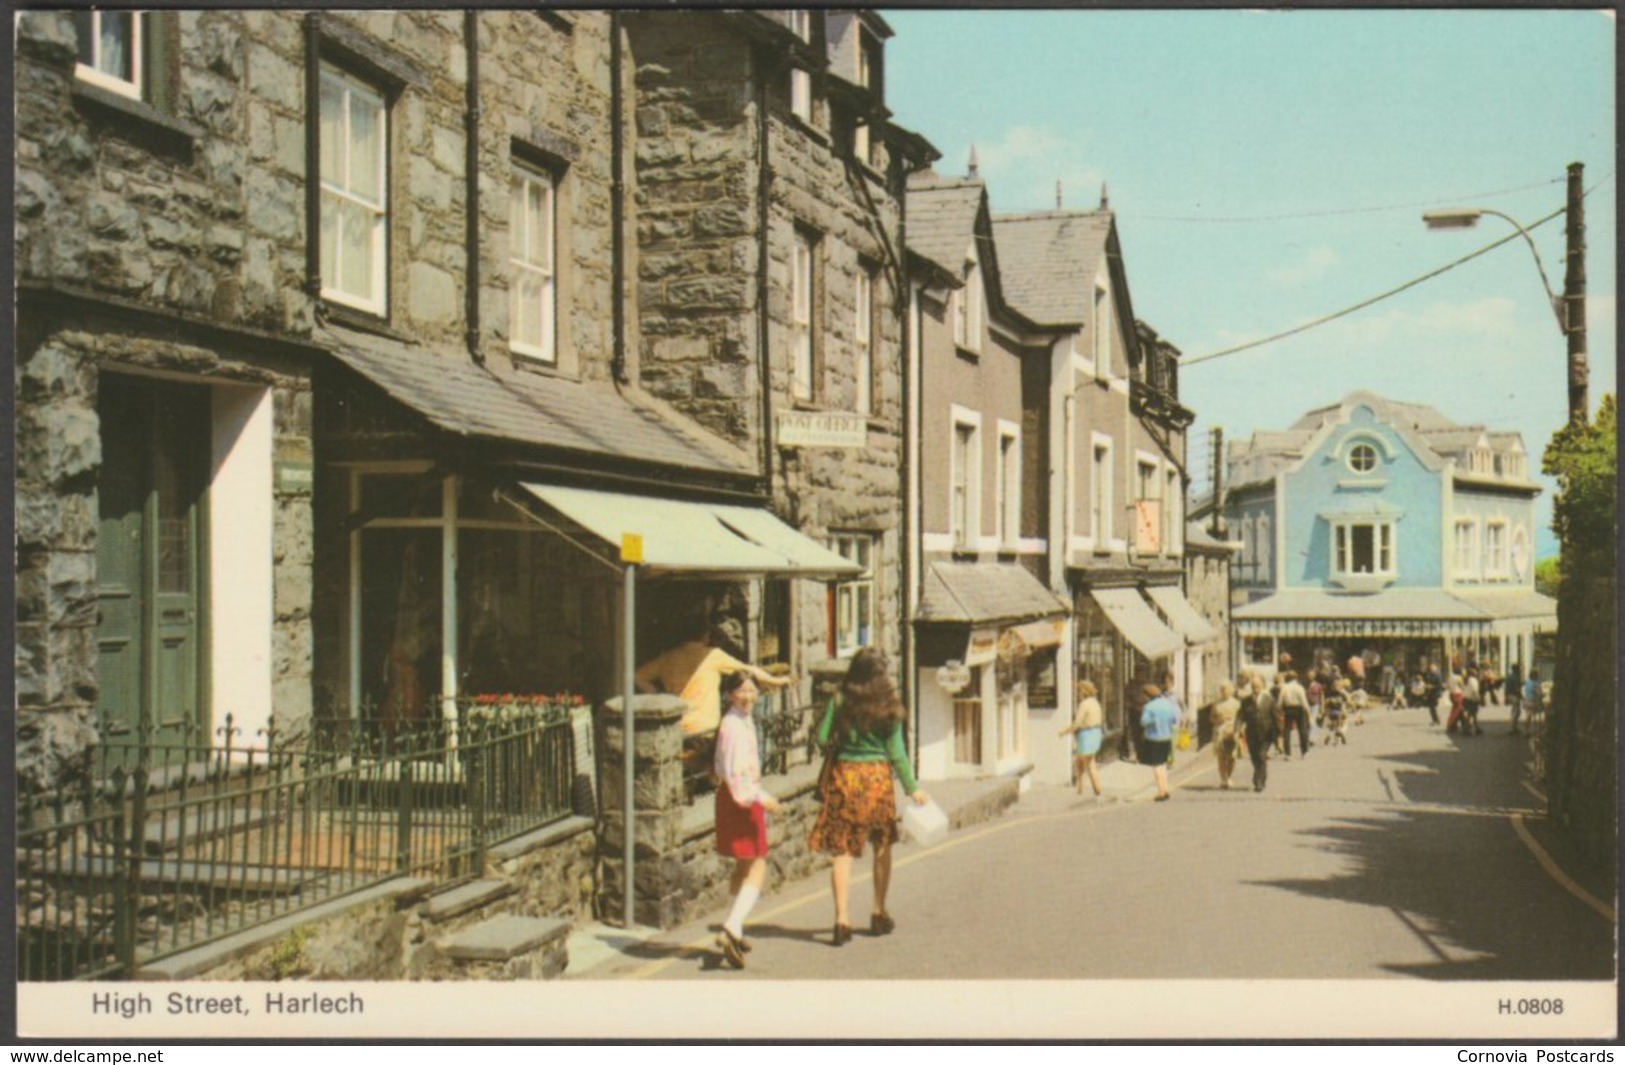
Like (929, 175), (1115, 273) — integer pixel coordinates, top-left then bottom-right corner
(566, 696), (1615, 982)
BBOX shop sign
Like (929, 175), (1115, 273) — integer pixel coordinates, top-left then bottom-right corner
(1239, 618), (1470, 638)
(1134, 500), (1162, 553)
(274, 440), (313, 495)
(965, 629), (999, 666)
(776, 410), (868, 448)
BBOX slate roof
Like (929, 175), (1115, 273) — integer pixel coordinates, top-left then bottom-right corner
(917, 561), (1069, 625)
(991, 210), (1112, 326)
(1236, 391), (1528, 474)
(321, 327), (755, 476)
(905, 173), (985, 280)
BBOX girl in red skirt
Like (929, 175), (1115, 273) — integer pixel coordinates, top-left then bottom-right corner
(713, 672), (781, 969)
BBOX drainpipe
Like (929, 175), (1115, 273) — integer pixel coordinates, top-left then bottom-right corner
(464, 10), (483, 364)
(303, 13), (323, 311)
(610, 11), (629, 385)
(897, 180), (916, 765)
(755, 53), (774, 480)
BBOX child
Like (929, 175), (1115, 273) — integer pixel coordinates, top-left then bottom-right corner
(712, 672), (782, 968)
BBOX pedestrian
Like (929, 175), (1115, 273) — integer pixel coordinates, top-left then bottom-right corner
(1462, 668), (1482, 736)
(808, 648), (928, 946)
(1323, 678), (1349, 744)
(1059, 679), (1106, 798)
(1209, 680), (1242, 789)
(1445, 671), (1465, 733)
(711, 673), (782, 969)
(1278, 670), (1311, 758)
(1346, 652), (1366, 693)
(1519, 668), (1542, 736)
(1139, 683), (1180, 802)
(1506, 661), (1525, 735)
(1240, 672), (1279, 793)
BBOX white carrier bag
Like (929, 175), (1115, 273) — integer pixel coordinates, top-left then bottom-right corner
(901, 796), (950, 848)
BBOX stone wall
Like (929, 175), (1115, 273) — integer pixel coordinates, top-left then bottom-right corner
(15, 10), (318, 789)
(193, 821), (595, 980)
(596, 692), (835, 930)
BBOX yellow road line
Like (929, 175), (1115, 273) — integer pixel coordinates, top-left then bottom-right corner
(1510, 812), (1615, 923)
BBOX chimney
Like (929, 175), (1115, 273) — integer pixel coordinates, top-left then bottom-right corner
(1056, 179), (1063, 210)
(1099, 182), (1110, 210)
(967, 144), (979, 179)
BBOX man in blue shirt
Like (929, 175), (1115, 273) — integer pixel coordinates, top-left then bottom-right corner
(1139, 684), (1182, 802)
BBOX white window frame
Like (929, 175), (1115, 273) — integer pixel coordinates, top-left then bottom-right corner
(854, 267), (875, 415)
(791, 230), (815, 400)
(996, 422), (1021, 548)
(1092, 279), (1112, 379)
(76, 11), (143, 100)
(319, 65), (389, 316)
(787, 11), (813, 124)
(830, 532), (877, 657)
(1241, 515), (1256, 581)
(1090, 433), (1113, 546)
(1484, 518), (1509, 579)
(1258, 513), (1272, 580)
(1333, 520), (1396, 579)
(1347, 442), (1379, 474)
(950, 407), (982, 551)
(1454, 518), (1479, 580)
(509, 164), (557, 363)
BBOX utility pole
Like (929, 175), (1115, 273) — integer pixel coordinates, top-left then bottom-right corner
(1564, 161), (1588, 426)
(1208, 426), (1225, 539)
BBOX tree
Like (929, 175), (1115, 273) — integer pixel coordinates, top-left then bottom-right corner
(1534, 556), (1562, 598)
(1542, 393), (1617, 559)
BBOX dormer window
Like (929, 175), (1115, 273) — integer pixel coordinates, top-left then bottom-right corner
(1470, 446), (1493, 475)
(954, 248), (983, 353)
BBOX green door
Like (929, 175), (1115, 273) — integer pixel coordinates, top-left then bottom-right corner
(96, 377), (208, 748)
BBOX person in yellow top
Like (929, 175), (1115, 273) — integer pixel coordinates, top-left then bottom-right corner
(634, 620), (792, 737)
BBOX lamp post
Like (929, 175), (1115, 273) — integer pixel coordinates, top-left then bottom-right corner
(1423, 162), (1588, 426)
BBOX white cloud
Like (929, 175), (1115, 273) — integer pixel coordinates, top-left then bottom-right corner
(1265, 246), (1340, 286)
(963, 125), (1104, 213)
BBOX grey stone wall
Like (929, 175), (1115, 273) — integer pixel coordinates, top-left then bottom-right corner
(15, 9), (318, 789)
(625, 12), (907, 681)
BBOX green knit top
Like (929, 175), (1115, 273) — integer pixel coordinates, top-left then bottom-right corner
(816, 699), (919, 796)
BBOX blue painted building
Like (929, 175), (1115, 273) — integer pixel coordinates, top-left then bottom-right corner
(1224, 392), (1554, 690)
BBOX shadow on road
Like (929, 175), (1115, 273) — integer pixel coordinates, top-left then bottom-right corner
(1247, 807), (1615, 980)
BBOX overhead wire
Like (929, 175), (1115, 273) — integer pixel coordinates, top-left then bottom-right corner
(1182, 173), (1612, 367)
(1123, 176), (1566, 224)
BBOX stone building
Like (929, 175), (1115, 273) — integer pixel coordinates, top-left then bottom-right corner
(904, 166), (1069, 782)
(1182, 521), (1240, 734)
(622, 10), (931, 698)
(16, 10), (321, 790)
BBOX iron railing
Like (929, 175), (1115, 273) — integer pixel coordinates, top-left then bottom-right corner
(17, 699), (578, 981)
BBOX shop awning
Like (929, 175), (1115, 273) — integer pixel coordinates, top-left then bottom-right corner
(1231, 587), (1558, 640)
(916, 561), (1069, 625)
(513, 483), (860, 579)
(1009, 618), (1064, 651)
(1091, 588), (1183, 661)
(1144, 584), (1220, 645)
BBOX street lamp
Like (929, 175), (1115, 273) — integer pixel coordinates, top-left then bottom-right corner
(1422, 162), (1588, 426)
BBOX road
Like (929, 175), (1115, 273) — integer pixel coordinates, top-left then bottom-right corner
(576, 699), (1615, 982)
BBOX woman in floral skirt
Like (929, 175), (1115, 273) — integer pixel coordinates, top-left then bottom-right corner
(808, 648), (928, 946)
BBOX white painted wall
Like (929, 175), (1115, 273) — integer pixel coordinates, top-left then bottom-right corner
(915, 669), (953, 781)
(209, 385), (274, 744)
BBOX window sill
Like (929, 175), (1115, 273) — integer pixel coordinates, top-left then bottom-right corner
(71, 78), (202, 148)
(508, 353), (581, 382)
(322, 302), (412, 344)
(1331, 574), (1395, 593)
(954, 345), (982, 362)
(787, 113), (830, 146)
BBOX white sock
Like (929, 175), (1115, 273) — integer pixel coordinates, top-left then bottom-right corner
(723, 885), (760, 938)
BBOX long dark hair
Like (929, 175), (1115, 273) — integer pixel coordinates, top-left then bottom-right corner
(838, 648), (904, 734)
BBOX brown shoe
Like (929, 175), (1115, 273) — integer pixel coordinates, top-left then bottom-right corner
(870, 913), (895, 936)
(718, 929), (747, 969)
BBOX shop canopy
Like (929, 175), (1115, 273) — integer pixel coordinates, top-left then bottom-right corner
(1091, 588), (1183, 661)
(1144, 584), (1220, 645)
(1233, 587), (1557, 639)
(511, 483), (861, 580)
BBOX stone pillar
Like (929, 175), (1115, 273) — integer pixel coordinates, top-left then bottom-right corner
(595, 694), (688, 929)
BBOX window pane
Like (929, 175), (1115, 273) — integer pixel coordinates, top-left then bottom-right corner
(319, 196), (339, 285)
(101, 12), (134, 81)
(320, 75), (346, 184)
(349, 92), (383, 204)
(75, 12), (95, 65)
(340, 204), (374, 298)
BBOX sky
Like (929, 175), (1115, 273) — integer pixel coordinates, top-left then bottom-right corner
(883, 8), (1616, 560)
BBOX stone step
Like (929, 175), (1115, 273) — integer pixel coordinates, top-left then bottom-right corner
(421, 878), (515, 923)
(440, 915), (569, 965)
